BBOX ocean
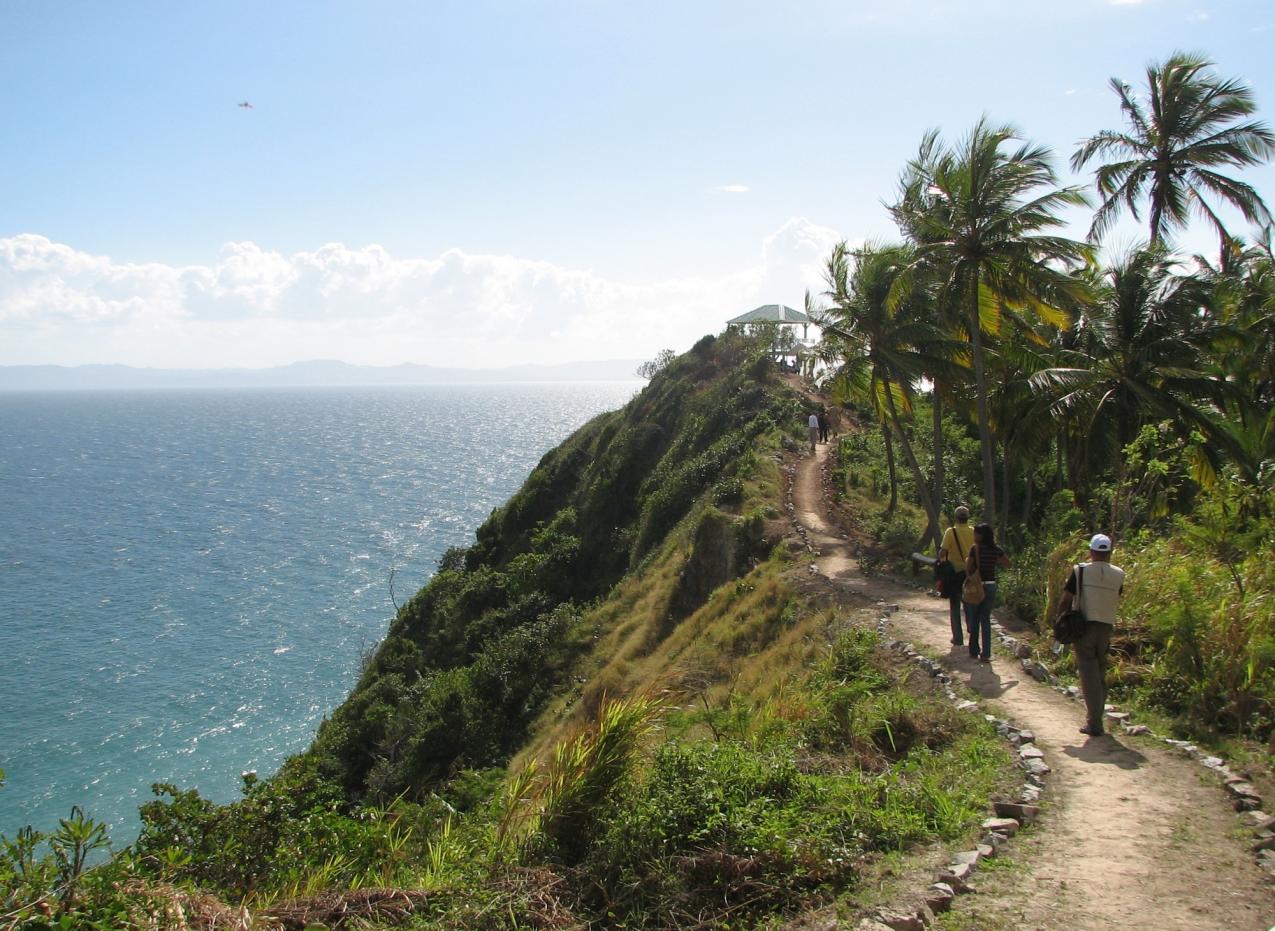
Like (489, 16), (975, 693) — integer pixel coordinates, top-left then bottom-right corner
(0, 382), (639, 843)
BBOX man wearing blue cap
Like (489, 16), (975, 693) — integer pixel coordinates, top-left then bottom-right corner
(1055, 533), (1125, 737)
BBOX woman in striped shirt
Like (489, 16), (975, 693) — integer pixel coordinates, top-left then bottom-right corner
(964, 523), (1010, 662)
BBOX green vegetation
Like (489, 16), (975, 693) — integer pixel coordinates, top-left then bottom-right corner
(811, 52), (1274, 746)
(1, 327), (1017, 929)
(0, 328), (1000, 928)
(4, 47), (1272, 930)
(306, 331), (802, 804)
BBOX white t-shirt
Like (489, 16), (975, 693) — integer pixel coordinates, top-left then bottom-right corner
(808, 414), (820, 429)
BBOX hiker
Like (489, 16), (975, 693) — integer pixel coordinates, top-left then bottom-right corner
(817, 408), (830, 444)
(964, 523), (1009, 662)
(807, 412), (820, 453)
(936, 505), (975, 647)
(1056, 533), (1125, 737)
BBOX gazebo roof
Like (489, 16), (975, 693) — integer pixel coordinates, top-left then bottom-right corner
(726, 304), (811, 325)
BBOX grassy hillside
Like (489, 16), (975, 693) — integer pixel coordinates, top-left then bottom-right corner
(306, 331), (805, 801)
(1, 332), (1017, 930)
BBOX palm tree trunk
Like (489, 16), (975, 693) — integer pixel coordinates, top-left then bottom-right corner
(1065, 433), (1085, 503)
(1110, 455), (1127, 537)
(967, 275), (999, 519)
(884, 381), (942, 549)
(1022, 466), (1034, 527)
(999, 447), (1011, 543)
(882, 422), (898, 512)
(932, 383), (945, 514)
(1150, 186), (1165, 247)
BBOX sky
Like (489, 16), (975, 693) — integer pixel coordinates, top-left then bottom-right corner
(3, 0), (1274, 370)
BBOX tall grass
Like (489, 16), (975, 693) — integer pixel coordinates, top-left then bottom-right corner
(1116, 538), (1275, 737)
(515, 694), (663, 865)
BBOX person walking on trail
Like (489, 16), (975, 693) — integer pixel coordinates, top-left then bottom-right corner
(807, 412), (820, 454)
(937, 505), (975, 647)
(817, 408), (830, 444)
(1056, 533), (1125, 737)
(964, 523), (1009, 662)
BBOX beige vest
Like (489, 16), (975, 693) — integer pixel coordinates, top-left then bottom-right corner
(1078, 561), (1124, 624)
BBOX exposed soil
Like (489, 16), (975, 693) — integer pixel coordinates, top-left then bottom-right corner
(792, 435), (1275, 930)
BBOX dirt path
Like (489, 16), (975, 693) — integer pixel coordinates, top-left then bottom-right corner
(794, 438), (1275, 930)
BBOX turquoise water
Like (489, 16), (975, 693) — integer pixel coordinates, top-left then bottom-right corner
(0, 383), (638, 842)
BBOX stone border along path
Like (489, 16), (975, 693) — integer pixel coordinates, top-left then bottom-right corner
(787, 437), (1275, 931)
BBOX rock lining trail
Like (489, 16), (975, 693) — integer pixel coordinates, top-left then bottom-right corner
(793, 437), (1275, 930)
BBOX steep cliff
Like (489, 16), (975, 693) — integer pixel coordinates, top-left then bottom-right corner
(307, 331), (804, 800)
(64, 331), (1011, 930)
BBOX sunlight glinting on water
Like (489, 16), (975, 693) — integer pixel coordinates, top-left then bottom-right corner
(0, 382), (639, 841)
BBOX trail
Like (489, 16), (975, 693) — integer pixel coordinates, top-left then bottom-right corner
(794, 436), (1275, 930)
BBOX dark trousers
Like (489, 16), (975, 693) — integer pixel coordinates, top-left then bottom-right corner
(945, 570), (966, 644)
(1074, 621), (1112, 730)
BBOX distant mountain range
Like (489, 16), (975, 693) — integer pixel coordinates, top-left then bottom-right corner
(0, 359), (646, 391)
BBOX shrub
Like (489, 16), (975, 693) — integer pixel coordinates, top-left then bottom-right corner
(1122, 539), (1275, 737)
(1, 805), (120, 926)
(712, 476), (744, 506)
(565, 625), (1010, 927)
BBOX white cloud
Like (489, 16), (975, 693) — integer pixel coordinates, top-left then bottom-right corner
(712, 184), (751, 193)
(759, 217), (846, 304)
(0, 223), (845, 369)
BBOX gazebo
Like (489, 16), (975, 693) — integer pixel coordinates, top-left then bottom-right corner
(726, 303), (812, 340)
(726, 304), (814, 369)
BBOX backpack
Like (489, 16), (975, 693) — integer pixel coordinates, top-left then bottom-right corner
(1053, 565), (1088, 643)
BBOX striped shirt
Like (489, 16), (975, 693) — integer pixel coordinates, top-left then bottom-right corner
(969, 543), (1005, 582)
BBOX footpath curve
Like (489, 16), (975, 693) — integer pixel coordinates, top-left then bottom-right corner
(793, 438), (1275, 930)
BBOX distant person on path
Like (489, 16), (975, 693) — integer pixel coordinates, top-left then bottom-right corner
(937, 505), (975, 647)
(964, 523), (1009, 662)
(807, 412), (820, 454)
(1056, 533), (1125, 737)
(817, 408), (830, 444)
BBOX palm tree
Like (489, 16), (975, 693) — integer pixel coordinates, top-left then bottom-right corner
(891, 118), (1091, 522)
(1194, 230), (1275, 489)
(983, 324), (1062, 542)
(1205, 228), (1275, 411)
(808, 241), (967, 549)
(1073, 51), (1275, 251)
(1029, 245), (1243, 528)
(806, 287), (899, 512)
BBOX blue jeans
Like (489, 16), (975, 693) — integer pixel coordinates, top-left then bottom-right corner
(963, 581), (997, 659)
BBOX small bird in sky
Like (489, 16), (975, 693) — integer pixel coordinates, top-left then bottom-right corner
(238, 101), (254, 109)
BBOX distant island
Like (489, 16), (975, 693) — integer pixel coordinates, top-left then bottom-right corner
(0, 358), (646, 391)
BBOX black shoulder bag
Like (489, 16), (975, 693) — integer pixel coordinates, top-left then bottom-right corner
(1053, 565), (1087, 644)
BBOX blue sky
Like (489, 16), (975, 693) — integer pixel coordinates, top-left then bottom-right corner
(3, 0), (1273, 369)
